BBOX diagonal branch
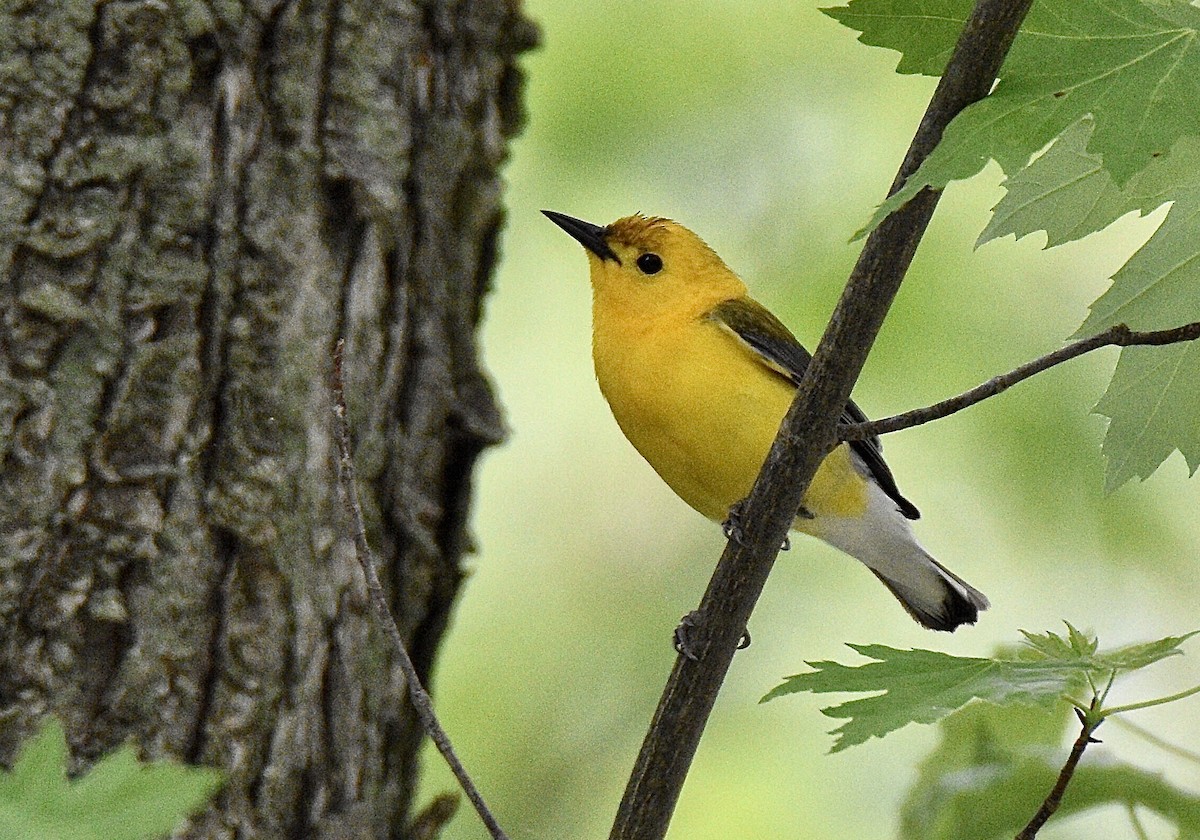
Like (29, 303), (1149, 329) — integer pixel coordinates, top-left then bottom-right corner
(841, 321), (1200, 441)
(607, 2), (1035, 839)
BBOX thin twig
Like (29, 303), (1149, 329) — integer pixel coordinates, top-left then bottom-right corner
(1015, 705), (1101, 840)
(1101, 681), (1200, 718)
(607, 2), (1035, 839)
(332, 339), (510, 840)
(842, 322), (1200, 441)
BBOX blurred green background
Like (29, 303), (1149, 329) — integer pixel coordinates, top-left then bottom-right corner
(418, 2), (1200, 838)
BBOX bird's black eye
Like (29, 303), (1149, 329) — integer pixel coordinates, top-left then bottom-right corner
(636, 252), (663, 275)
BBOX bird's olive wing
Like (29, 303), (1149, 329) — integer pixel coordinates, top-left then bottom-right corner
(709, 298), (920, 520)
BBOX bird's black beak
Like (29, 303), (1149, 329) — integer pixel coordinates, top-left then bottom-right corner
(542, 210), (622, 264)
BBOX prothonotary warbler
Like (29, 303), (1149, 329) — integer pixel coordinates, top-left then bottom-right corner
(544, 210), (988, 632)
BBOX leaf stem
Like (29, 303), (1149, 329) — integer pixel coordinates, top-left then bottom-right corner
(1063, 694), (1088, 713)
(1100, 682), (1200, 719)
(1099, 669), (1117, 706)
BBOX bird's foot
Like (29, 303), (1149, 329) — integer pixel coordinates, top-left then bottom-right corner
(673, 611), (751, 662)
(725, 500), (796, 551)
(673, 611), (701, 661)
(722, 500), (748, 546)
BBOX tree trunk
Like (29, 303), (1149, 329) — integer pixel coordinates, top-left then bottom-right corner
(0, 1), (535, 837)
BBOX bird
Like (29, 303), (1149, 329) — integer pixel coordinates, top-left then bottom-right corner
(543, 210), (988, 632)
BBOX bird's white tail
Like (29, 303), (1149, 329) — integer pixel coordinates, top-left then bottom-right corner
(812, 481), (988, 632)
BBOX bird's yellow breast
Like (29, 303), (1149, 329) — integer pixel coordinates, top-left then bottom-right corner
(592, 308), (868, 528)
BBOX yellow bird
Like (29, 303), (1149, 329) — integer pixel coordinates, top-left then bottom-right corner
(544, 210), (988, 631)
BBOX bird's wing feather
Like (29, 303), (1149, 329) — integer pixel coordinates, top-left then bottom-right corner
(708, 298), (920, 520)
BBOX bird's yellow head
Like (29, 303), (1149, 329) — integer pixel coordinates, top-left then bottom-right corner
(544, 211), (747, 322)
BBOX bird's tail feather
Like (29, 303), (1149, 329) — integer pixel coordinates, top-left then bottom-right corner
(813, 481), (988, 632)
(869, 557), (988, 632)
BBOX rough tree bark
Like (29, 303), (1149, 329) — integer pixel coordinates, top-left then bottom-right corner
(0, 1), (535, 837)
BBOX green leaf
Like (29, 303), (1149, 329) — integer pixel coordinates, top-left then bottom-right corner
(0, 718), (223, 840)
(762, 644), (1083, 752)
(1095, 630), (1200, 671)
(822, 0), (972, 76)
(980, 119), (1144, 248)
(1016, 131), (1200, 489)
(986, 127), (1200, 490)
(1016, 625), (1197, 671)
(1094, 342), (1200, 490)
(1016, 621), (1097, 661)
(834, 0), (1200, 237)
(901, 701), (1200, 840)
(980, 117), (1200, 251)
(763, 627), (1195, 752)
(1077, 146), (1200, 336)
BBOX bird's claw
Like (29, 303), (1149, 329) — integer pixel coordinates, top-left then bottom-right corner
(722, 500), (747, 546)
(726, 500), (794, 551)
(673, 610), (751, 661)
(674, 611), (701, 661)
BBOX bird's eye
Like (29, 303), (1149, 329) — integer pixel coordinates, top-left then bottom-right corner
(636, 253), (663, 275)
